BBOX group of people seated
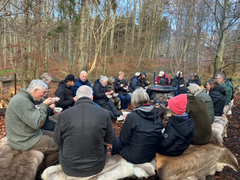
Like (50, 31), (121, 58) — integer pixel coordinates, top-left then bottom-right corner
(4, 70), (234, 179)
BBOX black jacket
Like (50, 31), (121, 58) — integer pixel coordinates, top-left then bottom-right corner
(120, 105), (163, 164)
(171, 76), (185, 87)
(186, 77), (201, 87)
(113, 77), (129, 95)
(129, 76), (141, 92)
(34, 100), (56, 131)
(55, 81), (75, 111)
(53, 97), (116, 177)
(157, 114), (195, 156)
(139, 76), (150, 88)
(93, 79), (109, 105)
(209, 86), (226, 116)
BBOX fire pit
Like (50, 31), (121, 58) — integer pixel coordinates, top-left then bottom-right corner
(147, 85), (177, 93)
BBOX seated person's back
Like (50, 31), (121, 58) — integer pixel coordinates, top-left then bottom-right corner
(112, 89), (163, 164)
(53, 85), (116, 177)
(157, 94), (195, 156)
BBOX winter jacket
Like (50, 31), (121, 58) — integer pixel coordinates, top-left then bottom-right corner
(34, 100), (56, 131)
(195, 92), (215, 124)
(171, 76), (185, 87)
(209, 86), (226, 116)
(186, 95), (212, 145)
(55, 80), (75, 111)
(93, 79), (109, 105)
(120, 105), (163, 164)
(139, 77), (150, 88)
(72, 78), (93, 96)
(54, 97), (116, 177)
(113, 77), (129, 95)
(186, 77), (201, 87)
(5, 89), (48, 151)
(129, 76), (141, 92)
(220, 81), (233, 105)
(157, 113), (195, 156)
(155, 73), (170, 85)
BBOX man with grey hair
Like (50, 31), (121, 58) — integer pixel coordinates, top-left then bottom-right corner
(216, 73), (233, 115)
(5, 79), (59, 169)
(54, 85), (116, 177)
(40, 72), (53, 87)
(72, 71), (93, 96)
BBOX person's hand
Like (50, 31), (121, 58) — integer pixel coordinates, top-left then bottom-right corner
(120, 84), (124, 87)
(110, 90), (114, 94)
(126, 86), (128, 89)
(180, 84), (184, 87)
(49, 104), (56, 110)
(52, 98), (58, 104)
(73, 96), (78, 102)
(105, 92), (109, 96)
(43, 98), (53, 105)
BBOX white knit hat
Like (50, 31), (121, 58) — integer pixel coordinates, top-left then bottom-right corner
(135, 72), (141, 76)
(159, 71), (164, 76)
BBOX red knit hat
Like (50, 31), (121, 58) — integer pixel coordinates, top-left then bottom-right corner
(168, 94), (187, 115)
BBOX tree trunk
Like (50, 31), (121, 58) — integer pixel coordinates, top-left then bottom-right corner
(122, 3), (128, 61)
(131, 0), (137, 61)
(109, 11), (116, 64)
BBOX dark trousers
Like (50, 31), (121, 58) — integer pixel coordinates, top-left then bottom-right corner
(118, 94), (131, 109)
(146, 89), (154, 100)
(111, 137), (124, 155)
(100, 100), (121, 120)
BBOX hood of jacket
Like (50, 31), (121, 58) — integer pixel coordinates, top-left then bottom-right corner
(94, 79), (106, 88)
(211, 86), (226, 96)
(58, 80), (71, 89)
(170, 114), (194, 137)
(134, 105), (161, 123)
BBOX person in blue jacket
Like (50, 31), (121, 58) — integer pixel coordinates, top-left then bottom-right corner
(157, 94), (195, 156)
(72, 71), (93, 96)
(129, 72), (142, 92)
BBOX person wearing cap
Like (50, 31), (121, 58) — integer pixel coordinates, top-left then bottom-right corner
(186, 73), (201, 87)
(178, 87), (212, 145)
(157, 94), (195, 156)
(140, 71), (150, 88)
(55, 74), (78, 111)
(129, 72), (142, 92)
(155, 71), (170, 85)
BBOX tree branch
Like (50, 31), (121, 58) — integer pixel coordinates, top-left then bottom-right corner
(199, 38), (218, 52)
(204, 0), (220, 28)
(0, 0), (10, 12)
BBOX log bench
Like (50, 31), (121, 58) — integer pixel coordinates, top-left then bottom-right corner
(0, 137), (44, 180)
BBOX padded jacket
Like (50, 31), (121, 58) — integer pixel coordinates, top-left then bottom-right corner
(55, 81), (75, 110)
(72, 78), (93, 96)
(220, 81), (233, 105)
(120, 105), (163, 164)
(113, 77), (129, 95)
(209, 86), (226, 116)
(157, 113), (195, 156)
(155, 73), (170, 85)
(186, 77), (201, 87)
(171, 76), (185, 87)
(93, 79), (109, 105)
(129, 76), (141, 92)
(53, 97), (116, 177)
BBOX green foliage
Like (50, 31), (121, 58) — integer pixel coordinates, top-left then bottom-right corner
(0, 69), (22, 74)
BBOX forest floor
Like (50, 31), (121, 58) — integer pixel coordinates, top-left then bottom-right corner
(0, 84), (239, 179)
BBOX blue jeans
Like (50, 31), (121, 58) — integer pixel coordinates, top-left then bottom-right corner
(118, 94), (131, 110)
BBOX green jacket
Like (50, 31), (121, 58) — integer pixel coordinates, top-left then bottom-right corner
(221, 81), (233, 105)
(5, 89), (48, 151)
(195, 92), (215, 124)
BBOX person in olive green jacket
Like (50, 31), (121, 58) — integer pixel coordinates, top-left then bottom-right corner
(216, 74), (233, 105)
(188, 84), (215, 124)
(216, 74), (233, 115)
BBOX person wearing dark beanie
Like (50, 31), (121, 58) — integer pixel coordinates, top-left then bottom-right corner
(157, 94), (195, 156)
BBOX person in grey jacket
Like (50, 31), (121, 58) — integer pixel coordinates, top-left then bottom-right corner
(5, 80), (59, 168)
(54, 85), (116, 177)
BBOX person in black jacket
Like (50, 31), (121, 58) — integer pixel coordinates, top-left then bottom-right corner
(93, 76), (122, 120)
(112, 89), (163, 164)
(55, 74), (78, 111)
(129, 72), (142, 92)
(113, 71), (131, 110)
(157, 94), (195, 156)
(186, 73), (201, 87)
(140, 71), (151, 88)
(172, 71), (185, 96)
(54, 85), (116, 177)
(206, 79), (226, 116)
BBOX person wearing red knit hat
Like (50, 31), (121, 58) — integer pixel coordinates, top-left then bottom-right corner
(157, 94), (195, 156)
